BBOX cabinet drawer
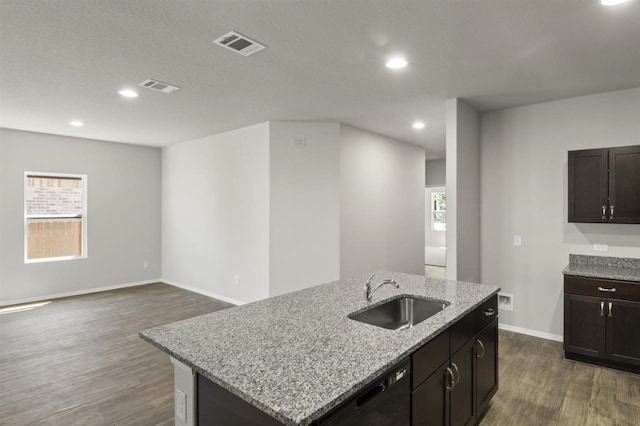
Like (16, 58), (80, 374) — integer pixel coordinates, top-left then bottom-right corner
(412, 329), (449, 390)
(564, 275), (640, 301)
(450, 311), (475, 354)
(475, 295), (498, 332)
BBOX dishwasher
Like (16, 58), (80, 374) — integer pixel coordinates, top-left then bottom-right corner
(318, 358), (410, 426)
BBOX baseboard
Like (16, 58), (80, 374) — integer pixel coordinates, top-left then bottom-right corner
(0, 279), (160, 307)
(161, 279), (246, 306)
(498, 322), (563, 342)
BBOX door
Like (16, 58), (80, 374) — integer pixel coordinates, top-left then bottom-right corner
(564, 294), (606, 357)
(606, 299), (640, 366)
(568, 148), (608, 223)
(449, 339), (475, 426)
(412, 361), (449, 426)
(476, 318), (498, 419)
(608, 146), (640, 223)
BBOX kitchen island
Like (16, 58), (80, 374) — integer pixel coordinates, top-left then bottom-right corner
(140, 272), (500, 425)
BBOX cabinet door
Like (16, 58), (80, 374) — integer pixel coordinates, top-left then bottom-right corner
(476, 318), (498, 419)
(606, 299), (640, 366)
(450, 339), (475, 426)
(608, 146), (640, 224)
(568, 148), (608, 223)
(412, 361), (449, 426)
(564, 294), (606, 357)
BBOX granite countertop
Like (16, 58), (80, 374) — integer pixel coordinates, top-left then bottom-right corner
(563, 254), (640, 283)
(139, 271), (500, 426)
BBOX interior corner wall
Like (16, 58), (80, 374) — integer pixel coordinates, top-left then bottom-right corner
(446, 99), (480, 282)
(340, 124), (426, 278)
(0, 128), (161, 304)
(481, 87), (640, 338)
(268, 122), (341, 297)
(426, 159), (446, 187)
(161, 123), (270, 304)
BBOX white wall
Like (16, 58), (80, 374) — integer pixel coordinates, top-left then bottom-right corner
(340, 124), (426, 278)
(0, 129), (161, 304)
(426, 159), (446, 187)
(161, 123), (271, 304)
(269, 122), (340, 296)
(481, 87), (640, 338)
(446, 99), (481, 282)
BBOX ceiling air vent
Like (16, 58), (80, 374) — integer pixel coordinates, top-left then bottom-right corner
(138, 79), (180, 94)
(213, 31), (265, 56)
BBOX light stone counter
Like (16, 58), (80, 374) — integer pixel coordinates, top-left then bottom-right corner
(563, 254), (640, 283)
(140, 271), (500, 425)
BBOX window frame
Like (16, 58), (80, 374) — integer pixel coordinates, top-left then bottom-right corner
(24, 171), (88, 264)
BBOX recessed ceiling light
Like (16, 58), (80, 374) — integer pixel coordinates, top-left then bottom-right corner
(118, 89), (139, 98)
(601, 0), (630, 5)
(386, 57), (408, 69)
(69, 120), (84, 127)
(412, 121), (426, 129)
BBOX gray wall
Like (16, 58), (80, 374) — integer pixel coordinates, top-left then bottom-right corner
(161, 123), (271, 304)
(340, 124), (426, 278)
(426, 159), (446, 187)
(0, 129), (161, 304)
(446, 99), (480, 282)
(269, 122), (340, 296)
(481, 87), (640, 339)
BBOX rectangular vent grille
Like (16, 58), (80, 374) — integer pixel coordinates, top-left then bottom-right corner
(213, 31), (265, 56)
(138, 79), (180, 94)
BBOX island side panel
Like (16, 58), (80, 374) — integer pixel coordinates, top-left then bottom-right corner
(171, 357), (196, 426)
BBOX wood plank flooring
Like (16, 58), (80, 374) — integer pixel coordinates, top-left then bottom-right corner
(1, 283), (639, 425)
(0, 283), (232, 426)
(483, 330), (640, 426)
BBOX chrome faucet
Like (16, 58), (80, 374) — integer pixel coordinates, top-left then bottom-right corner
(364, 273), (399, 301)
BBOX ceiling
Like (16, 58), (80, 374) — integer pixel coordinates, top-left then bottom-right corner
(1, 0), (639, 158)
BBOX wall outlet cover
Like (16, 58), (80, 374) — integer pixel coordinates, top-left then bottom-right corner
(514, 235), (522, 246)
(593, 244), (609, 252)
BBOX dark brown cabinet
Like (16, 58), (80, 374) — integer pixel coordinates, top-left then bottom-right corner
(564, 275), (640, 373)
(475, 318), (498, 420)
(411, 296), (498, 426)
(568, 145), (640, 224)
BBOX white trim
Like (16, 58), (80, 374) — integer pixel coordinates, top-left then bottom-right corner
(0, 279), (159, 307)
(161, 279), (246, 306)
(498, 322), (563, 342)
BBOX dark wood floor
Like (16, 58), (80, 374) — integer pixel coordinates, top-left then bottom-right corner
(0, 283), (232, 426)
(1, 283), (639, 425)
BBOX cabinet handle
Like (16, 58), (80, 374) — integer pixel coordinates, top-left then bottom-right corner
(476, 339), (485, 359)
(608, 302), (613, 318)
(483, 308), (496, 317)
(610, 205), (615, 220)
(451, 362), (461, 386)
(445, 367), (455, 391)
(602, 205), (607, 220)
(600, 301), (605, 317)
(597, 286), (616, 293)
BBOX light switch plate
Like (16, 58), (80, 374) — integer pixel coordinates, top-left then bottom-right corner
(514, 235), (522, 246)
(593, 244), (609, 252)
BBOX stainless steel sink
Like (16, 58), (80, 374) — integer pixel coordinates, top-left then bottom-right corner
(349, 296), (450, 330)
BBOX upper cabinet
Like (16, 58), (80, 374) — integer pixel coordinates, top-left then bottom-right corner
(568, 146), (640, 224)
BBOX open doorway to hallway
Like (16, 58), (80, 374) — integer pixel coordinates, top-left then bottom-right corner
(425, 186), (446, 279)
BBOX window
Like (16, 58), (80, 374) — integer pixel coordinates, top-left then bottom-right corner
(24, 172), (87, 263)
(431, 191), (446, 231)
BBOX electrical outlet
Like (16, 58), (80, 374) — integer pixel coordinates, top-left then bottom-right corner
(514, 235), (522, 246)
(234, 275), (239, 285)
(143, 260), (149, 268)
(176, 389), (187, 422)
(593, 244), (609, 252)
